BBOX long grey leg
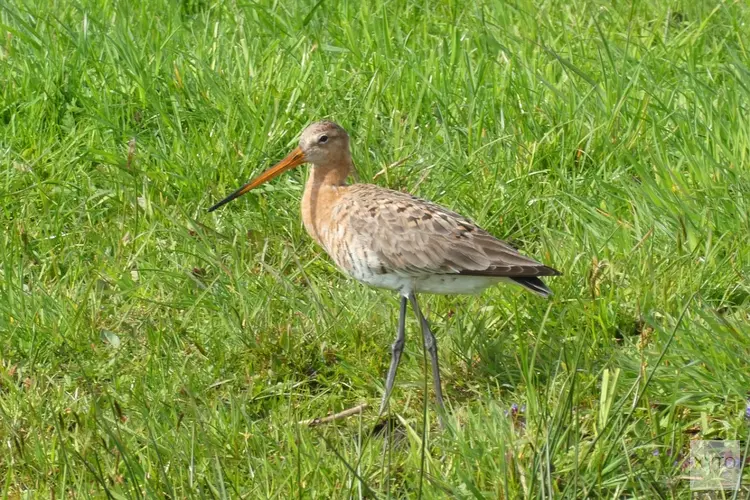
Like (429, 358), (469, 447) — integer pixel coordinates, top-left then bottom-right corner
(379, 295), (408, 415)
(408, 293), (446, 421)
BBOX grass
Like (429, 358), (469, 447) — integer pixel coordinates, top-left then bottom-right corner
(1, 0), (749, 497)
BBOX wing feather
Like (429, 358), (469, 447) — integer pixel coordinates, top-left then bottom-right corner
(340, 184), (561, 278)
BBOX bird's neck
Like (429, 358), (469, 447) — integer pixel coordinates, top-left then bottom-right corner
(307, 159), (353, 187)
(301, 160), (353, 250)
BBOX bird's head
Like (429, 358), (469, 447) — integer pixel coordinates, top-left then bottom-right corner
(208, 120), (351, 212)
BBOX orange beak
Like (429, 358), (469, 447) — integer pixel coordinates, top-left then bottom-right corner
(208, 147), (306, 212)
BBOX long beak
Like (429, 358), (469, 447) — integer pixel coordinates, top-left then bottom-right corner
(208, 147), (306, 212)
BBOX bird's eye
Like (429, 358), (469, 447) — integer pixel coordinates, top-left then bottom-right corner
(318, 135), (328, 144)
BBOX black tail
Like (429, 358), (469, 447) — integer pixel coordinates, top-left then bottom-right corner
(511, 277), (553, 297)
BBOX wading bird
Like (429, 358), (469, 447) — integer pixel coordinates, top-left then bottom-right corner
(209, 121), (560, 424)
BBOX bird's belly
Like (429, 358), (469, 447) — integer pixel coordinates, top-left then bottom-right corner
(414, 274), (505, 295)
(343, 265), (505, 296)
(347, 269), (413, 293)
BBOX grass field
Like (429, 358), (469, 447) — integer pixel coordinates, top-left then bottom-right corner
(2, 0), (750, 497)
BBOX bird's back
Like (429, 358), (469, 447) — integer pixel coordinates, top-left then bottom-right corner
(321, 183), (559, 296)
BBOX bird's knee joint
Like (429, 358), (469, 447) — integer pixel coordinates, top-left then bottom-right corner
(391, 339), (405, 352)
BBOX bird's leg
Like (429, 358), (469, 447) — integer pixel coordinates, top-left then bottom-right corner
(379, 295), (408, 416)
(408, 293), (446, 424)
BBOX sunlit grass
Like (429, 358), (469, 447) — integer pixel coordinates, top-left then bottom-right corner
(1, 0), (749, 497)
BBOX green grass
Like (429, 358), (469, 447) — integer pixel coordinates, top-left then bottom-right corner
(2, 0), (749, 497)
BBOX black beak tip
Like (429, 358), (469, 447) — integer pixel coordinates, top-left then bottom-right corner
(207, 199), (228, 212)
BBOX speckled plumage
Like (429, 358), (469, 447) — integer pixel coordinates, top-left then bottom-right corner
(209, 120), (561, 425)
(295, 123), (560, 297)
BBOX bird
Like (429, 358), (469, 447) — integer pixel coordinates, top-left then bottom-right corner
(208, 120), (560, 425)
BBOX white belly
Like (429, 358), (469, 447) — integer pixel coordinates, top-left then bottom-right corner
(346, 267), (505, 296)
(415, 274), (506, 294)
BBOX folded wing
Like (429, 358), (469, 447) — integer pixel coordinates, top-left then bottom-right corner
(338, 184), (561, 279)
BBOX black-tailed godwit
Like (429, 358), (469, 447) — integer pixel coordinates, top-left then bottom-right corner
(209, 121), (560, 425)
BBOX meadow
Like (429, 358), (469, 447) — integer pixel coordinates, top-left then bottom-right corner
(1, 0), (749, 497)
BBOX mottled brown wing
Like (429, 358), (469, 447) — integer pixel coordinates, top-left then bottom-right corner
(338, 184), (560, 278)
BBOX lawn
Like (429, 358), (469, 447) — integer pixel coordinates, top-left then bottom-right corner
(1, 0), (749, 497)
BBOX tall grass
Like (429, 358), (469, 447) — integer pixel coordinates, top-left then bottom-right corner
(1, 0), (749, 496)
